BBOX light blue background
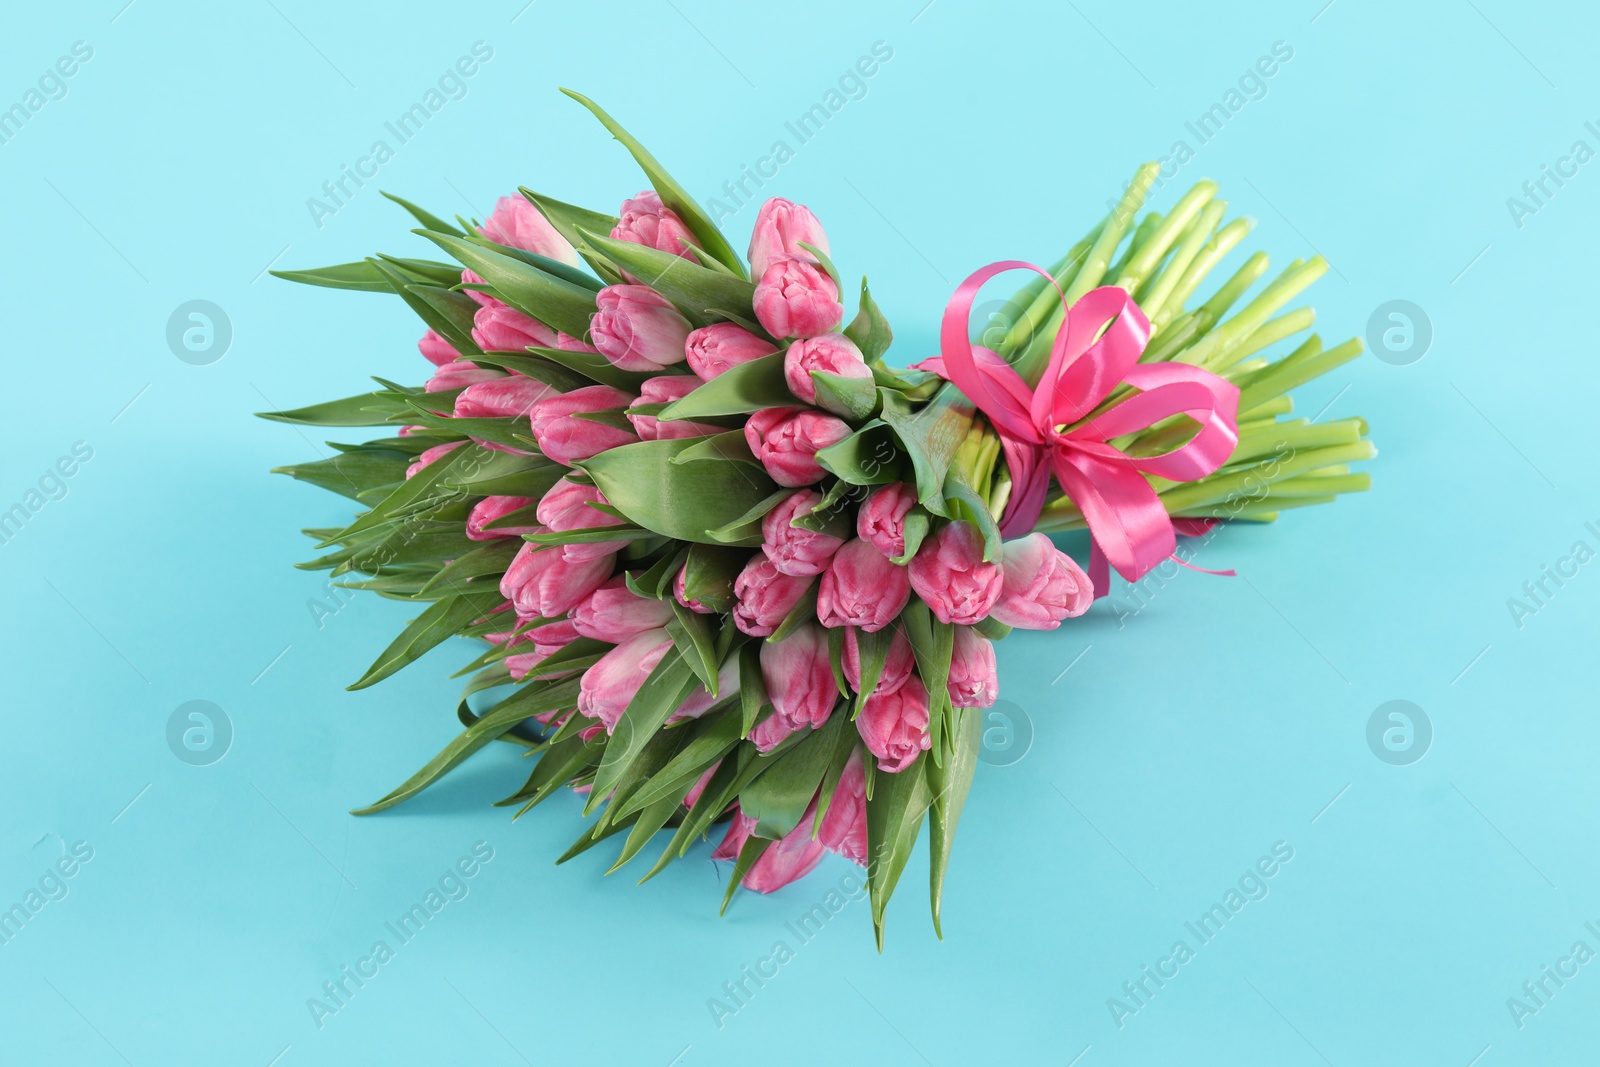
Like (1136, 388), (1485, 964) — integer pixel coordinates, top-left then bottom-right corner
(2, 0), (1595, 1063)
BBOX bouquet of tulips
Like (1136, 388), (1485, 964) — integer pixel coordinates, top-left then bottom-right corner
(264, 91), (1374, 946)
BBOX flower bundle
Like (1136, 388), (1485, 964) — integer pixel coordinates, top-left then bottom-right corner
(264, 91), (1373, 946)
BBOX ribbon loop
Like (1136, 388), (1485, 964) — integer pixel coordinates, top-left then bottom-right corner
(915, 261), (1241, 597)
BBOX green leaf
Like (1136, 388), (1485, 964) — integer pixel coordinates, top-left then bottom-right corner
(348, 589), (504, 690)
(561, 89), (746, 278)
(844, 277), (894, 361)
(472, 237), (606, 293)
(815, 418), (906, 486)
(518, 189), (625, 286)
(579, 229), (755, 325)
(272, 449), (410, 500)
(680, 543), (744, 614)
(579, 437), (779, 546)
(942, 476), (1003, 563)
(866, 751), (933, 950)
(612, 708), (743, 820)
(271, 257), (458, 293)
(721, 835), (772, 914)
(418, 539), (520, 597)
(928, 706), (981, 938)
(657, 351), (794, 420)
(972, 616), (1012, 641)
(705, 488), (791, 545)
(415, 231), (597, 340)
(850, 624), (897, 716)
(740, 708), (846, 838)
(738, 642), (768, 737)
(353, 681), (580, 814)
(381, 191), (465, 235)
(608, 795), (682, 873)
(667, 429), (763, 468)
(256, 390), (410, 427)
(586, 647), (699, 814)
(368, 259), (480, 356)
(525, 345), (651, 393)
(462, 350), (600, 393)
(877, 385), (974, 519)
(667, 601), (721, 694)
(811, 370), (879, 421)
(406, 283), (484, 350)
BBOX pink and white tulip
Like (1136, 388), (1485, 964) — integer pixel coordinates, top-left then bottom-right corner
(611, 190), (697, 259)
(858, 482), (917, 559)
(760, 489), (845, 577)
(479, 195), (580, 267)
(947, 626), (999, 708)
(907, 520), (1003, 626)
(816, 539), (910, 632)
(500, 541), (614, 621)
(626, 376), (722, 441)
(989, 533), (1094, 630)
(753, 256), (843, 339)
(744, 406), (851, 487)
(572, 577), (674, 643)
(590, 285), (692, 372)
(577, 629), (673, 731)
(749, 197), (830, 278)
(684, 323), (779, 381)
(527, 385), (639, 465)
(466, 495), (539, 541)
(783, 332), (872, 405)
(858, 674), (932, 773)
(731, 552), (812, 637)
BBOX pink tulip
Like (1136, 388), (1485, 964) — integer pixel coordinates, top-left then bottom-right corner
(989, 533), (1094, 630)
(577, 628), (673, 731)
(504, 618), (581, 682)
(816, 539), (910, 632)
(744, 406), (851, 487)
(471, 302), (559, 352)
(590, 285), (692, 372)
(731, 551), (813, 637)
(858, 483), (917, 558)
(683, 763), (720, 808)
(749, 198), (830, 278)
(783, 332), (872, 405)
(712, 805), (827, 893)
(466, 495), (539, 541)
(673, 564), (719, 615)
(417, 327), (459, 367)
(816, 750), (867, 864)
(611, 190), (698, 259)
(405, 441), (464, 479)
(500, 540), (614, 621)
(684, 323), (779, 381)
(426, 360), (504, 393)
(528, 385), (639, 466)
(908, 520), (1003, 626)
(626, 376), (722, 440)
(858, 674), (932, 773)
(753, 623), (837, 751)
(536, 476), (629, 561)
(479, 195), (579, 267)
(753, 255), (844, 339)
(842, 624), (913, 696)
(947, 626), (998, 708)
(459, 268), (497, 308)
(572, 576), (673, 643)
(670, 655), (741, 723)
(760, 489), (845, 577)
(455, 375), (558, 420)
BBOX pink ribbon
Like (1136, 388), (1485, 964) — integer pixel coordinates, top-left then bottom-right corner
(915, 261), (1240, 597)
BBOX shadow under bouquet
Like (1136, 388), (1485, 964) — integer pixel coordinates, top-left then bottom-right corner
(264, 91), (1373, 947)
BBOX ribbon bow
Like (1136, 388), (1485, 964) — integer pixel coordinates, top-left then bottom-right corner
(916, 260), (1240, 597)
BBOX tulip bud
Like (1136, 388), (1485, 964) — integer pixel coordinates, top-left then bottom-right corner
(418, 327), (461, 367)
(455, 375), (559, 419)
(466, 495), (539, 541)
(947, 627), (999, 708)
(426, 360), (504, 393)
(536, 476), (628, 561)
(500, 540), (614, 621)
(754, 623), (837, 752)
(857, 482), (918, 559)
(753, 255), (843, 339)
(989, 533), (1093, 630)
(783, 332), (872, 405)
(842, 624), (913, 696)
(684, 323), (779, 381)
(731, 551), (813, 637)
(907, 520), (1004, 626)
(572, 577), (674, 643)
(760, 489), (845, 577)
(611, 190), (698, 259)
(577, 629), (673, 731)
(858, 675), (932, 773)
(479, 195), (580, 267)
(527, 385), (639, 466)
(816, 539), (910, 632)
(749, 198), (830, 278)
(504, 618), (580, 682)
(712, 805), (828, 893)
(816, 750), (867, 864)
(590, 285), (692, 372)
(471, 302), (558, 352)
(405, 441), (464, 479)
(626, 375), (722, 441)
(744, 406), (851, 487)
